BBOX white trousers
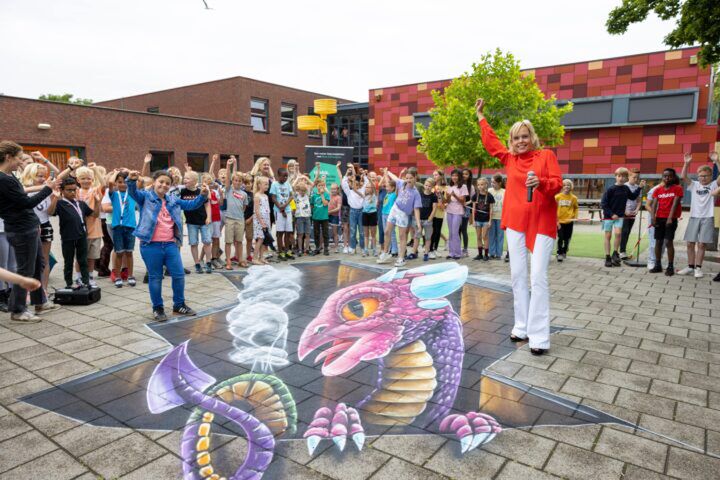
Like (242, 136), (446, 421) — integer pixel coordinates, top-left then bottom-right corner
(506, 229), (553, 349)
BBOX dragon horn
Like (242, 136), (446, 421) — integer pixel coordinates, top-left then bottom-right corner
(410, 264), (468, 299)
(146, 341), (216, 414)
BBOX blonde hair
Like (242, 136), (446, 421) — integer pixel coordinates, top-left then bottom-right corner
(167, 166), (182, 186)
(184, 171), (199, 183)
(562, 179), (574, 190)
(231, 171), (244, 182)
(508, 120), (541, 153)
(20, 163), (48, 187)
(91, 165), (106, 188)
(614, 167), (629, 178)
(477, 177), (489, 187)
(75, 166), (95, 185)
(200, 172), (213, 185)
(698, 165), (712, 175)
(253, 175), (268, 194)
(250, 157), (273, 177)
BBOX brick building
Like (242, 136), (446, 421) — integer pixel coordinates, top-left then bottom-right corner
(368, 47), (720, 198)
(0, 76), (353, 172)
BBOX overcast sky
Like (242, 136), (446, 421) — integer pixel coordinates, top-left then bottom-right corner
(3, 0), (677, 103)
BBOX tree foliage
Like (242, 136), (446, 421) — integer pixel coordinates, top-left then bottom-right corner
(417, 49), (572, 172)
(606, 0), (720, 66)
(38, 93), (93, 105)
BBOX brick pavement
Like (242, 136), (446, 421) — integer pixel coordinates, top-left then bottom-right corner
(0, 236), (718, 479)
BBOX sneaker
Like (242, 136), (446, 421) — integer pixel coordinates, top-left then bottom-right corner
(462, 249), (469, 258)
(394, 258), (406, 267)
(694, 268), (704, 279)
(619, 252), (629, 261)
(115, 278), (124, 288)
(362, 249), (368, 257)
(121, 268), (129, 281)
(428, 251), (437, 260)
(173, 303), (197, 316)
(278, 252), (287, 261)
(562, 254), (567, 261)
(647, 261), (655, 271)
(324, 249), (330, 256)
(0, 301), (7, 313)
(649, 264), (663, 273)
(153, 307), (168, 322)
(127, 276), (137, 287)
(74, 277), (83, 288)
(195, 263), (202, 274)
(184, 267), (191, 274)
(473, 254), (483, 260)
(342, 246), (349, 254)
(611, 252), (621, 267)
(423, 253), (429, 262)
(34, 302), (60, 314)
(230, 256), (239, 264)
(677, 266), (695, 276)
(665, 266), (675, 277)
(483, 254), (489, 261)
(504, 253), (509, 263)
(604, 258), (612, 267)
(406, 253), (418, 260)
(88, 276), (98, 288)
(212, 258), (224, 269)
(204, 263), (213, 274)
(335, 247), (342, 253)
(557, 254), (563, 262)
(285, 251), (295, 260)
(10, 310), (41, 323)
(713, 272), (720, 282)
(376, 252), (391, 264)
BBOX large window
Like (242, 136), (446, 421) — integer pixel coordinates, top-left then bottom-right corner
(186, 153), (208, 172)
(281, 103), (296, 135)
(627, 93), (695, 123)
(413, 113), (432, 138)
(561, 101), (613, 127)
(328, 104), (369, 169)
(251, 98), (268, 132)
(149, 151), (173, 172)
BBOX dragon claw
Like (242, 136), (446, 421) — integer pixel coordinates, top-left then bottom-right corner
(440, 412), (502, 454)
(303, 403), (365, 456)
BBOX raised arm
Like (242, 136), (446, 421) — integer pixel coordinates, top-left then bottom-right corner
(680, 153), (692, 185)
(30, 151), (60, 175)
(711, 152), (720, 187)
(126, 171), (147, 206)
(225, 156), (236, 190)
(209, 154), (219, 178)
(475, 99), (511, 164)
(141, 153), (152, 177)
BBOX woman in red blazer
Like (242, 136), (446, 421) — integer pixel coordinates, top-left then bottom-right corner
(475, 99), (562, 355)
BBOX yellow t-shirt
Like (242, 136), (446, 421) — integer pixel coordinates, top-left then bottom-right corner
(555, 192), (578, 224)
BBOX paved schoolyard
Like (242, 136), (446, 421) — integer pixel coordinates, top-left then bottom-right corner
(0, 224), (718, 479)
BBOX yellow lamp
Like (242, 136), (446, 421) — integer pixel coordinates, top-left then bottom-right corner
(298, 115), (322, 131)
(314, 99), (337, 116)
(298, 98), (337, 144)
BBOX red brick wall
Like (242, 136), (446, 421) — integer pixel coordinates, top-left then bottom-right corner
(0, 96), (253, 172)
(96, 77), (354, 171)
(370, 47), (719, 176)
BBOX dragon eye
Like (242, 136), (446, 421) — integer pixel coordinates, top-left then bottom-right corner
(341, 298), (380, 322)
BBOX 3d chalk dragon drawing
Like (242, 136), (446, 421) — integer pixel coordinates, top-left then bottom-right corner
(298, 262), (501, 454)
(147, 262), (500, 480)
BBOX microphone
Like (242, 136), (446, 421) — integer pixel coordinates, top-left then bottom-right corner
(527, 170), (536, 202)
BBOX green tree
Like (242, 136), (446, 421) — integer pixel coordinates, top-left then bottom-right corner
(606, 0), (720, 66)
(417, 49), (571, 172)
(38, 93), (93, 105)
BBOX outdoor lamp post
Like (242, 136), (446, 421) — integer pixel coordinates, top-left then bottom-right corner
(298, 98), (337, 146)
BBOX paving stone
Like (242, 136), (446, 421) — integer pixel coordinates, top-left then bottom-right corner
(658, 354), (708, 375)
(530, 424), (601, 451)
(513, 365), (567, 391)
(26, 410), (81, 437)
(481, 428), (555, 468)
(0, 414), (32, 442)
(614, 389), (676, 419)
(424, 441), (505, 479)
(581, 351), (631, 371)
(549, 358), (600, 381)
(638, 413), (706, 449)
(80, 432), (167, 478)
(0, 430), (57, 473)
(561, 377), (618, 403)
(73, 344), (126, 362)
(596, 369), (651, 393)
(649, 380), (707, 407)
(117, 453), (184, 479)
(0, 368), (37, 389)
(54, 423), (130, 458)
(680, 371), (720, 393)
(622, 465), (674, 480)
(263, 455), (330, 479)
(0, 338), (38, 355)
(674, 403), (720, 431)
(370, 433), (445, 465)
(370, 457), (445, 480)
(666, 446), (720, 480)
(628, 361), (680, 383)
(593, 426), (667, 472)
(495, 461), (562, 479)
(308, 444), (390, 480)
(544, 443), (624, 480)
(611, 345), (660, 364)
(569, 337), (615, 355)
(597, 332), (641, 348)
(640, 339), (684, 358)
(0, 447), (88, 480)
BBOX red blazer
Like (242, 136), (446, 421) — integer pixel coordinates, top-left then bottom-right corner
(479, 118), (562, 252)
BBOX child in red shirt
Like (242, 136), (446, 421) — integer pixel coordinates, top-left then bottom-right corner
(650, 168), (684, 276)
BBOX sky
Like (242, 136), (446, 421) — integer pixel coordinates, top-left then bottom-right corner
(2, 0), (678, 103)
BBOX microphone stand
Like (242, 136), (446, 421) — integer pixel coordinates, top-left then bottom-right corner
(624, 186), (646, 267)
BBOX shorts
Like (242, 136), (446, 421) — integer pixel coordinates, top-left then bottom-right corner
(224, 217), (245, 244)
(684, 217), (715, 244)
(40, 221), (53, 243)
(211, 220), (222, 239)
(602, 218), (624, 232)
(275, 211), (294, 232)
(87, 237), (102, 259)
(187, 223), (212, 245)
(112, 226), (136, 252)
(654, 218), (678, 241)
(295, 216), (311, 235)
(329, 215), (340, 226)
(341, 205), (350, 224)
(387, 205), (410, 228)
(362, 212), (378, 227)
(474, 221), (490, 228)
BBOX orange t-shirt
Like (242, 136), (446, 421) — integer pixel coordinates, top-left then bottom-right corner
(77, 187), (102, 239)
(478, 118), (562, 251)
(151, 201), (176, 242)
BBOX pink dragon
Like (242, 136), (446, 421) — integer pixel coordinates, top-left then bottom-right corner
(298, 262), (502, 455)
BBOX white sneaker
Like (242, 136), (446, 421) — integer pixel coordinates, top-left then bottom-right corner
(362, 249), (368, 257)
(89, 276), (98, 288)
(694, 268), (704, 279)
(647, 261), (655, 270)
(677, 266), (695, 276)
(394, 258), (406, 267)
(35, 302), (61, 315)
(428, 251), (437, 260)
(10, 310), (41, 323)
(376, 252), (390, 264)
(335, 247), (341, 253)
(343, 246), (349, 254)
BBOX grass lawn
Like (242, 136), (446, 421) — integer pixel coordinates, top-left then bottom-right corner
(435, 223), (649, 260)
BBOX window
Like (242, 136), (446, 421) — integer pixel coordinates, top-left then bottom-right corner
(281, 103), (296, 135)
(307, 106), (321, 138)
(561, 101), (613, 127)
(149, 151), (173, 172)
(251, 98), (268, 132)
(628, 93), (695, 123)
(187, 153), (209, 172)
(413, 113), (432, 138)
(254, 154), (270, 162)
(147, 106), (159, 113)
(219, 154), (240, 169)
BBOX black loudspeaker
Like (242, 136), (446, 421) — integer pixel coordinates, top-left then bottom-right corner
(53, 286), (101, 305)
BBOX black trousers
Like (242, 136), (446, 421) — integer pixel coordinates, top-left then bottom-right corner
(62, 236), (89, 287)
(619, 216), (636, 253)
(6, 228), (46, 312)
(460, 216), (469, 250)
(557, 222), (574, 255)
(430, 217), (444, 251)
(97, 218), (113, 274)
(313, 220), (329, 251)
